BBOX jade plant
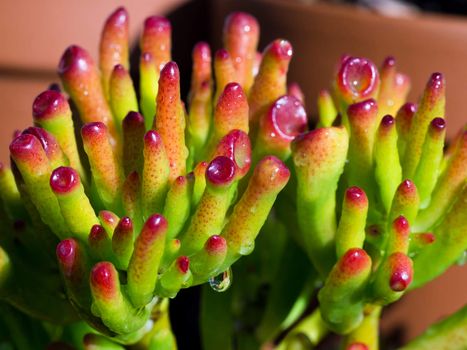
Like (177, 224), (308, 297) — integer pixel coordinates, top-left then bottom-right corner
(0, 6), (465, 350)
(199, 55), (466, 350)
(280, 57), (466, 349)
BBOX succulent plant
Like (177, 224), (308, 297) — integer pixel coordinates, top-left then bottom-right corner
(0, 8), (299, 349)
(0, 6), (466, 350)
(199, 57), (465, 350)
(235, 55), (466, 350)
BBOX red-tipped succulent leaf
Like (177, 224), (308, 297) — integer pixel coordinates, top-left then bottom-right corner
(388, 252), (413, 292)
(261, 95), (307, 141)
(345, 186), (368, 209)
(177, 256), (190, 274)
(32, 90), (69, 120)
(212, 129), (252, 179)
(90, 261), (118, 299)
(205, 235), (227, 255)
(50, 167), (80, 194)
(206, 156), (236, 186)
(339, 248), (372, 277)
(336, 56), (379, 104)
(56, 238), (80, 277)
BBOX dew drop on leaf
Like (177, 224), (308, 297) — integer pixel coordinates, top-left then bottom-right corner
(208, 268), (232, 292)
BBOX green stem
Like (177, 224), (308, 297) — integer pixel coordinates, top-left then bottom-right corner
(256, 236), (317, 343)
(140, 298), (178, 350)
(277, 308), (329, 350)
(344, 305), (381, 350)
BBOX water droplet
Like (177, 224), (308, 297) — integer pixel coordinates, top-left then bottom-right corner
(456, 251), (466, 266)
(239, 241), (255, 255)
(208, 268), (232, 292)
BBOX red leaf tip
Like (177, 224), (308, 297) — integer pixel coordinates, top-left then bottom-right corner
(254, 156), (290, 189)
(58, 45), (92, 75)
(89, 224), (107, 242)
(398, 179), (416, 196)
(389, 252), (413, 292)
(193, 41), (211, 60)
(99, 210), (118, 225)
(340, 248), (371, 275)
(56, 238), (78, 266)
(214, 130), (251, 178)
(346, 343), (369, 350)
(90, 261), (116, 293)
(206, 156), (236, 185)
(390, 269), (411, 291)
(106, 6), (128, 27)
(206, 235), (227, 254)
(174, 175), (187, 186)
(268, 95), (307, 140)
(393, 215), (409, 232)
(430, 117), (446, 131)
(427, 72), (444, 91)
(215, 48), (230, 60)
(269, 39), (293, 60)
(123, 111), (145, 127)
(225, 12), (259, 35)
(118, 216), (133, 231)
(337, 57), (379, 101)
(345, 186), (368, 207)
(144, 16), (171, 32)
(382, 56), (396, 68)
(347, 98), (377, 120)
(177, 256), (190, 273)
(417, 232), (436, 245)
(145, 214), (168, 232)
(400, 102), (417, 116)
(223, 81), (243, 95)
(112, 64), (126, 74)
(144, 129), (163, 146)
(160, 61), (179, 81)
(9, 134), (40, 159)
(22, 127), (55, 154)
(50, 166), (79, 194)
(81, 122), (107, 139)
(33, 90), (68, 119)
(381, 115), (395, 128)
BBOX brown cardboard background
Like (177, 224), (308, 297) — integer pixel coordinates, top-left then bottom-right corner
(0, 0), (187, 70)
(0, 0), (187, 163)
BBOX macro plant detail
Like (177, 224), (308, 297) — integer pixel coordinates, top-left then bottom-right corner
(0, 8), (294, 349)
(282, 56), (466, 349)
(0, 6), (465, 350)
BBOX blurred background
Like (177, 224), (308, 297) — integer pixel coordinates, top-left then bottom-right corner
(0, 0), (465, 347)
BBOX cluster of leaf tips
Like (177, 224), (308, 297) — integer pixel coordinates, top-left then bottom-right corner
(0, 6), (465, 350)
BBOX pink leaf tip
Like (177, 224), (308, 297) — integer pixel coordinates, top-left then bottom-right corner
(337, 57), (379, 103)
(50, 166), (80, 194)
(32, 90), (68, 120)
(177, 256), (190, 273)
(206, 156), (236, 186)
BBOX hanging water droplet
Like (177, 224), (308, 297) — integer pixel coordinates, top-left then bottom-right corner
(239, 241), (255, 255)
(208, 268), (232, 292)
(456, 251), (466, 266)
